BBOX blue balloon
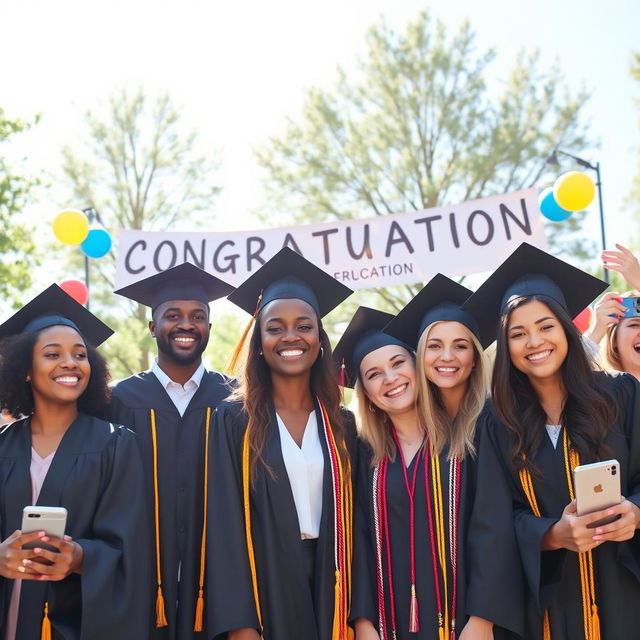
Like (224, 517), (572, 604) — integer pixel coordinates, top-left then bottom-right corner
(81, 228), (112, 258)
(538, 187), (573, 222)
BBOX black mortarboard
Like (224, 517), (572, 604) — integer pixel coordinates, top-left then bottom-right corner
(114, 263), (234, 312)
(333, 307), (410, 388)
(383, 274), (482, 348)
(227, 247), (353, 318)
(461, 242), (608, 346)
(0, 284), (114, 346)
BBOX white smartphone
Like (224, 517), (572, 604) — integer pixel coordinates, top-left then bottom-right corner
(21, 506), (68, 551)
(573, 460), (622, 528)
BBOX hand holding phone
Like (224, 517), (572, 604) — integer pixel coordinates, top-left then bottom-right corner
(21, 506), (67, 552)
(574, 460), (621, 528)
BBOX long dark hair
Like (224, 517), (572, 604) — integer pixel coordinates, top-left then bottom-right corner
(230, 310), (347, 480)
(491, 295), (615, 475)
(0, 330), (111, 418)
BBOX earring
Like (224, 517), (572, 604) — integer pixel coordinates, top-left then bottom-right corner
(259, 350), (263, 356)
(320, 347), (324, 358)
(25, 375), (31, 382)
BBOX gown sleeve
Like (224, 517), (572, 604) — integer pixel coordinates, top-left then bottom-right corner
(349, 438), (377, 627)
(206, 404), (261, 639)
(55, 426), (151, 640)
(609, 373), (640, 583)
(466, 408), (525, 637)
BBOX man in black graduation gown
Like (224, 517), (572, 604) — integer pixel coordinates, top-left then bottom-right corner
(106, 264), (234, 640)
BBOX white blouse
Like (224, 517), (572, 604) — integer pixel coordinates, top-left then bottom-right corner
(277, 411), (325, 539)
(546, 424), (562, 449)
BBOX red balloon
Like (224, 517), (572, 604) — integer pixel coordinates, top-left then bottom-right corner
(59, 279), (89, 306)
(573, 307), (592, 334)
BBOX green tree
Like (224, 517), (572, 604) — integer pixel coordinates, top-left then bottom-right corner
(257, 11), (593, 315)
(61, 87), (225, 378)
(0, 109), (39, 309)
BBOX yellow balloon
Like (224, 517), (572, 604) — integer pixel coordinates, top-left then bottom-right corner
(553, 171), (596, 212)
(53, 209), (90, 245)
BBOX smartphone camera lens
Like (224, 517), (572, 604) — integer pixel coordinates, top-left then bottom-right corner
(28, 513), (40, 518)
(612, 465), (617, 476)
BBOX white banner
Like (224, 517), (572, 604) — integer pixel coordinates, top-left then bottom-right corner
(115, 188), (546, 290)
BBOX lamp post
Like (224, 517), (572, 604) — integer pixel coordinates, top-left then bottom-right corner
(546, 149), (608, 283)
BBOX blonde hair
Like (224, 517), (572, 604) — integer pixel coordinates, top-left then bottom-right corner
(355, 349), (421, 467)
(604, 290), (639, 373)
(416, 321), (489, 459)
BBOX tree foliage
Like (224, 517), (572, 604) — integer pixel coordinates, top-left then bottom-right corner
(61, 87), (223, 377)
(257, 12), (593, 312)
(0, 109), (39, 309)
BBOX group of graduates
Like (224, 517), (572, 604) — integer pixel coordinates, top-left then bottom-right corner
(0, 239), (639, 640)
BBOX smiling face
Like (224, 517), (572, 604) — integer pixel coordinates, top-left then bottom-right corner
(507, 299), (569, 383)
(422, 321), (476, 393)
(259, 298), (321, 378)
(614, 316), (640, 379)
(150, 300), (211, 366)
(360, 345), (416, 418)
(29, 325), (91, 407)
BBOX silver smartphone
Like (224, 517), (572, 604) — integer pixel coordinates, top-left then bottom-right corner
(573, 460), (621, 528)
(21, 506), (67, 551)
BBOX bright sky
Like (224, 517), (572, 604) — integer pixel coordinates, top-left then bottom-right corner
(1, 0), (639, 292)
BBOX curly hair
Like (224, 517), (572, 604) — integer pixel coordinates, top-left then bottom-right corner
(0, 329), (111, 418)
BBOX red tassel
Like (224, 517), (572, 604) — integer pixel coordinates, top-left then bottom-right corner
(408, 584), (419, 633)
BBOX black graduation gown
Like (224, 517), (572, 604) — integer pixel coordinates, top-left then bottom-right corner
(205, 400), (358, 640)
(0, 414), (150, 640)
(106, 370), (232, 640)
(474, 373), (640, 639)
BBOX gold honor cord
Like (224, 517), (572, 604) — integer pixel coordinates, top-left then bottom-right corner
(431, 454), (450, 640)
(150, 409), (168, 627)
(519, 430), (601, 640)
(194, 407), (212, 631)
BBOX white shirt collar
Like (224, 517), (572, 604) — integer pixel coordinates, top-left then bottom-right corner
(151, 359), (206, 391)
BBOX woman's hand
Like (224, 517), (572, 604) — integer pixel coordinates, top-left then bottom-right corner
(602, 244), (640, 290)
(592, 499), (640, 543)
(228, 629), (261, 640)
(459, 616), (494, 640)
(543, 501), (602, 553)
(585, 292), (626, 344)
(0, 530), (50, 579)
(354, 618), (380, 640)
(21, 535), (83, 581)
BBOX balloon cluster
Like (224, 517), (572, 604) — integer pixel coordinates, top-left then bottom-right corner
(538, 171), (596, 222)
(52, 209), (112, 258)
(52, 208), (113, 306)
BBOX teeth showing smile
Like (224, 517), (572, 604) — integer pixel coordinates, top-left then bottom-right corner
(526, 349), (551, 361)
(279, 349), (304, 357)
(634, 343), (640, 353)
(436, 367), (458, 373)
(173, 336), (195, 342)
(385, 383), (407, 397)
(55, 376), (79, 384)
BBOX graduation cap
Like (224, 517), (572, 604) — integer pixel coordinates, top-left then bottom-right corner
(227, 247), (353, 318)
(114, 262), (234, 312)
(461, 242), (608, 346)
(383, 273), (483, 348)
(333, 306), (410, 388)
(0, 284), (114, 346)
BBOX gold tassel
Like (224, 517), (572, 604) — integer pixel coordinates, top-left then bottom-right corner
(591, 604), (601, 640)
(41, 602), (51, 640)
(408, 583), (419, 632)
(194, 588), (204, 632)
(155, 585), (168, 627)
(332, 569), (341, 640)
(225, 292), (263, 375)
(543, 611), (551, 640)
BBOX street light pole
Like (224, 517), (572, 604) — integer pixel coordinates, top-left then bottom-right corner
(546, 149), (608, 283)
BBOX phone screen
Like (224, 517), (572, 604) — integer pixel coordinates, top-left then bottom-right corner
(621, 297), (640, 318)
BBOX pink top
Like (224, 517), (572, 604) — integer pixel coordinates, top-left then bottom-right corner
(5, 448), (56, 640)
